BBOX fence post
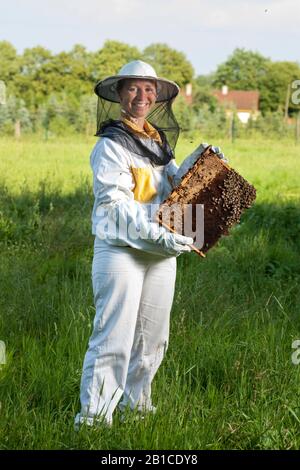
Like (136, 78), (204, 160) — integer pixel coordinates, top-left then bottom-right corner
(0, 82), (6, 133)
(230, 113), (236, 143)
(296, 112), (300, 144)
(15, 119), (21, 139)
(285, 83), (291, 122)
(0, 81), (6, 105)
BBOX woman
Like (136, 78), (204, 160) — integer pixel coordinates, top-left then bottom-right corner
(74, 60), (223, 428)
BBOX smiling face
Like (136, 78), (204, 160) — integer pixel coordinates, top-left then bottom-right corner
(118, 78), (157, 127)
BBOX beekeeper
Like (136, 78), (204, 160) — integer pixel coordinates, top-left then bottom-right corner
(74, 60), (225, 429)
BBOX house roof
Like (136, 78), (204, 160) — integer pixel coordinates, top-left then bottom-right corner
(213, 89), (260, 111)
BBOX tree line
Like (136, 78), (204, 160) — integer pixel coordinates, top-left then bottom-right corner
(0, 39), (299, 137)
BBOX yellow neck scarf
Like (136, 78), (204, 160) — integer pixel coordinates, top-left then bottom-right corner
(121, 115), (162, 146)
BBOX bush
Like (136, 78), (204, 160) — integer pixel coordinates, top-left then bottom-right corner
(0, 96), (32, 135)
(247, 111), (294, 138)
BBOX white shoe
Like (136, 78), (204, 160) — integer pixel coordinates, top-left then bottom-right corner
(137, 405), (157, 414)
(74, 413), (112, 431)
(119, 405), (157, 423)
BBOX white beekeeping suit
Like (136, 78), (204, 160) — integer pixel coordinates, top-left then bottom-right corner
(74, 60), (225, 429)
(90, 137), (195, 255)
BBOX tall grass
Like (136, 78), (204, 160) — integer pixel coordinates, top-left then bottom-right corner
(0, 136), (300, 449)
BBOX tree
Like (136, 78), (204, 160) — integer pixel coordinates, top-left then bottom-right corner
(0, 41), (20, 92)
(90, 40), (141, 81)
(173, 94), (194, 131)
(77, 95), (97, 134)
(192, 75), (218, 112)
(212, 48), (300, 115)
(20, 46), (52, 76)
(37, 47), (92, 98)
(259, 61), (300, 114)
(212, 48), (270, 90)
(0, 95), (31, 136)
(56, 44), (94, 96)
(15, 46), (53, 109)
(142, 43), (194, 87)
(16, 45), (94, 112)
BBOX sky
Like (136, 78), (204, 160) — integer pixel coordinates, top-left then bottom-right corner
(0, 0), (299, 76)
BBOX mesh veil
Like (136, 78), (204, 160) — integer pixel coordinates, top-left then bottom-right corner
(95, 97), (180, 153)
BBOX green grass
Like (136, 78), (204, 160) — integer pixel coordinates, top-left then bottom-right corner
(0, 135), (300, 449)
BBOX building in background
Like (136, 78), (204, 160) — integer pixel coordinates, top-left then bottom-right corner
(180, 83), (193, 105)
(212, 86), (260, 123)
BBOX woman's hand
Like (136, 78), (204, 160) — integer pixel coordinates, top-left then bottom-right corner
(159, 231), (193, 256)
(209, 145), (228, 164)
(174, 142), (228, 185)
(148, 222), (193, 256)
(189, 142), (228, 164)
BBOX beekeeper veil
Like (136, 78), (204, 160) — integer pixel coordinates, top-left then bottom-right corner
(94, 60), (180, 162)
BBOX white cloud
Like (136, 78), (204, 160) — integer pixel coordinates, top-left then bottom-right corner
(12, 0), (297, 32)
(1, 0), (299, 74)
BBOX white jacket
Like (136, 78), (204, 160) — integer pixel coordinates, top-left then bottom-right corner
(90, 137), (198, 255)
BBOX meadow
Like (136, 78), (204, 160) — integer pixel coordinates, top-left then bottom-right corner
(0, 134), (300, 450)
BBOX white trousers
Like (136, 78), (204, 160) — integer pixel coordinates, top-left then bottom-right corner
(75, 238), (177, 426)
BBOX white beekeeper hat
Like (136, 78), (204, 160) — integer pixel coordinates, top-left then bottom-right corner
(94, 60), (180, 103)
